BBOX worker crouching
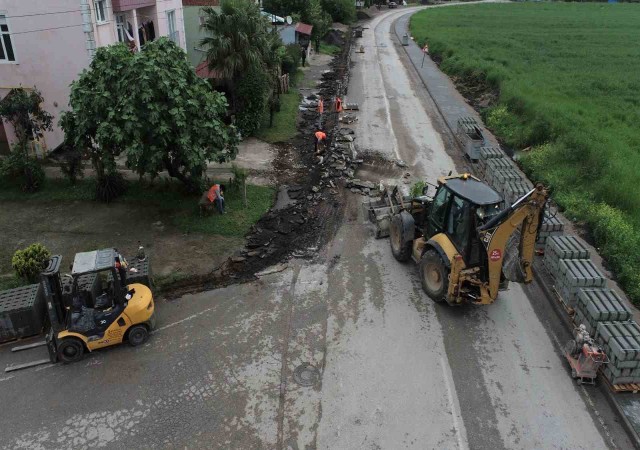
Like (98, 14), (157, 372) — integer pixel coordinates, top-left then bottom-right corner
(314, 130), (327, 154)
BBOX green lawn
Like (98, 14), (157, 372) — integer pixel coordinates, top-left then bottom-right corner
(0, 177), (275, 239)
(319, 43), (341, 56)
(254, 70), (303, 143)
(411, 3), (640, 303)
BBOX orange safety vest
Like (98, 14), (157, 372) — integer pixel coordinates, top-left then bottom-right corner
(335, 97), (343, 113)
(207, 184), (221, 202)
(315, 131), (326, 141)
(317, 98), (324, 114)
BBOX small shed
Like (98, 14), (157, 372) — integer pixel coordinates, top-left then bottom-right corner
(295, 22), (313, 48)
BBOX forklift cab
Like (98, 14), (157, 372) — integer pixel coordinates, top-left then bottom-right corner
(425, 175), (503, 266)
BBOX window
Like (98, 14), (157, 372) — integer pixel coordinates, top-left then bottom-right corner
(94, 0), (107, 23)
(0, 14), (16, 62)
(116, 14), (126, 42)
(428, 186), (451, 233)
(167, 10), (178, 44)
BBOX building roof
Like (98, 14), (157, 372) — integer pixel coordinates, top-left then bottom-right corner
(195, 61), (223, 79)
(295, 23), (313, 36)
(182, 0), (220, 6)
(72, 249), (116, 275)
(444, 177), (502, 206)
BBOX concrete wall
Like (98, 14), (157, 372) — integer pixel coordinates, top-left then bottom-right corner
(0, 0), (90, 152)
(184, 5), (219, 68)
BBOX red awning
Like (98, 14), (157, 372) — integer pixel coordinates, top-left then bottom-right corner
(295, 23), (313, 36)
(195, 61), (223, 80)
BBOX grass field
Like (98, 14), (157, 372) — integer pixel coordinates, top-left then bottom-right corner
(0, 177), (275, 238)
(411, 3), (640, 302)
(255, 70), (303, 143)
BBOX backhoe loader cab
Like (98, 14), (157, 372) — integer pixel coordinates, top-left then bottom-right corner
(388, 174), (547, 306)
(41, 249), (156, 364)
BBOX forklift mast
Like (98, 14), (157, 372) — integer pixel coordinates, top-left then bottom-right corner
(40, 255), (66, 333)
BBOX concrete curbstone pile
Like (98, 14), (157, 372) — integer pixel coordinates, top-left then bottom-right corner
(476, 146), (504, 179)
(596, 321), (640, 384)
(0, 283), (46, 342)
(556, 259), (607, 308)
(575, 288), (631, 335)
(537, 211), (565, 249)
(543, 235), (590, 274)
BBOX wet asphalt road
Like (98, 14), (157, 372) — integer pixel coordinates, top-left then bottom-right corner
(0, 6), (635, 450)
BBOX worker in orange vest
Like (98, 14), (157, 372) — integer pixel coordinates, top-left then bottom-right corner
(317, 97), (324, 115)
(207, 183), (226, 214)
(335, 96), (343, 113)
(314, 130), (327, 153)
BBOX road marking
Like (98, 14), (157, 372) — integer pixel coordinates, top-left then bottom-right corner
(440, 356), (469, 450)
(0, 375), (14, 382)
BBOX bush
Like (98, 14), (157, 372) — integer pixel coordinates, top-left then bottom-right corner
(321, 0), (356, 23)
(12, 243), (51, 282)
(236, 65), (271, 137)
(0, 148), (45, 193)
(282, 44), (302, 74)
(59, 147), (85, 186)
(95, 172), (127, 203)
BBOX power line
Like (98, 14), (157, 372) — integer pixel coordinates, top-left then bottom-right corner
(0, 0), (183, 20)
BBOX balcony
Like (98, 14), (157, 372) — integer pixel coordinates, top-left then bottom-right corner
(112, 0), (156, 12)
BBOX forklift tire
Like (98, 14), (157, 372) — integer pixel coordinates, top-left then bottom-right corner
(127, 325), (149, 347)
(420, 250), (449, 303)
(57, 338), (85, 364)
(390, 213), (412, 262)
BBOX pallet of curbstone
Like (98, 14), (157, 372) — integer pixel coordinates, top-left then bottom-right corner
(600, 373), (640, 393)
(596, 322), (640, 381)
(543, 235), (590, 275)
(574, 288), (631, 335)
(556, 259), (607, 308)
(486, 168), (522, 192)
(503, 179), (534, 206)
(0, 284), (46, 343)
(475, 146), (504, 179)
(536, 212), (565, 249)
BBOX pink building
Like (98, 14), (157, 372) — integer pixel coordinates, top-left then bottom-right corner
(0, 0), (186, 155)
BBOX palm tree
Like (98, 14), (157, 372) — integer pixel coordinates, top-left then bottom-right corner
(200, 0), (273, 104)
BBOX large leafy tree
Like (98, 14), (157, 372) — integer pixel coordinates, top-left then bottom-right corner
(61, 39), (238, 198)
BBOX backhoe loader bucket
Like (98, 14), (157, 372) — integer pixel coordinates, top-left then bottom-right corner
(362, 184), (411, 239)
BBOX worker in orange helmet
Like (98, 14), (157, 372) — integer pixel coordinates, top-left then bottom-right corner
(314, 129), (327, 154)
(334, 96), (343, 113)
(317, 96), (324, 115)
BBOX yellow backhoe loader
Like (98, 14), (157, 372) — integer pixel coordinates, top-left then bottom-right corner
(372, 173), (548, 305)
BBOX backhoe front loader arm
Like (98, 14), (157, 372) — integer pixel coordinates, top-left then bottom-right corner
(476, 184), (548, 302)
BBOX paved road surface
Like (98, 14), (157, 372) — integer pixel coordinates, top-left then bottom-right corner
(0, 7), (634, 450)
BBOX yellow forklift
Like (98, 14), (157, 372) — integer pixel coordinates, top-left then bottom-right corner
(378, 174), (548, 305)
(41, 249), (156, 363)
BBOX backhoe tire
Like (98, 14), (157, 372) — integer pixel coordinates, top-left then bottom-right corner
(128, 325), (149, 347)
(420, 250), (449, 303)
(389, 213), (412, 262)
(57, 338), (85, 364)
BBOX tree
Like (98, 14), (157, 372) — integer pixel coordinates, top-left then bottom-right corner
(301, 0), (333, 50)
(200, 0), (284, 115)
(60, 44), (133, 200)
(61, 39), (238, 197)
(121, 38), (238, 192)
(321, 0), (356, 24)
(0, 87), (52, 192)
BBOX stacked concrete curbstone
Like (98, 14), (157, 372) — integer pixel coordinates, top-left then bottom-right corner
(476, 146), (504, 179)
(0, 283), (45, 342)
(543, 235), (590, 274)
(537, 211), (565, 248)
(557, 259), (607, 308)
(575, 288), (631, 335)
(596, 321), (640, 384)
(502, 179), (534, 205)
